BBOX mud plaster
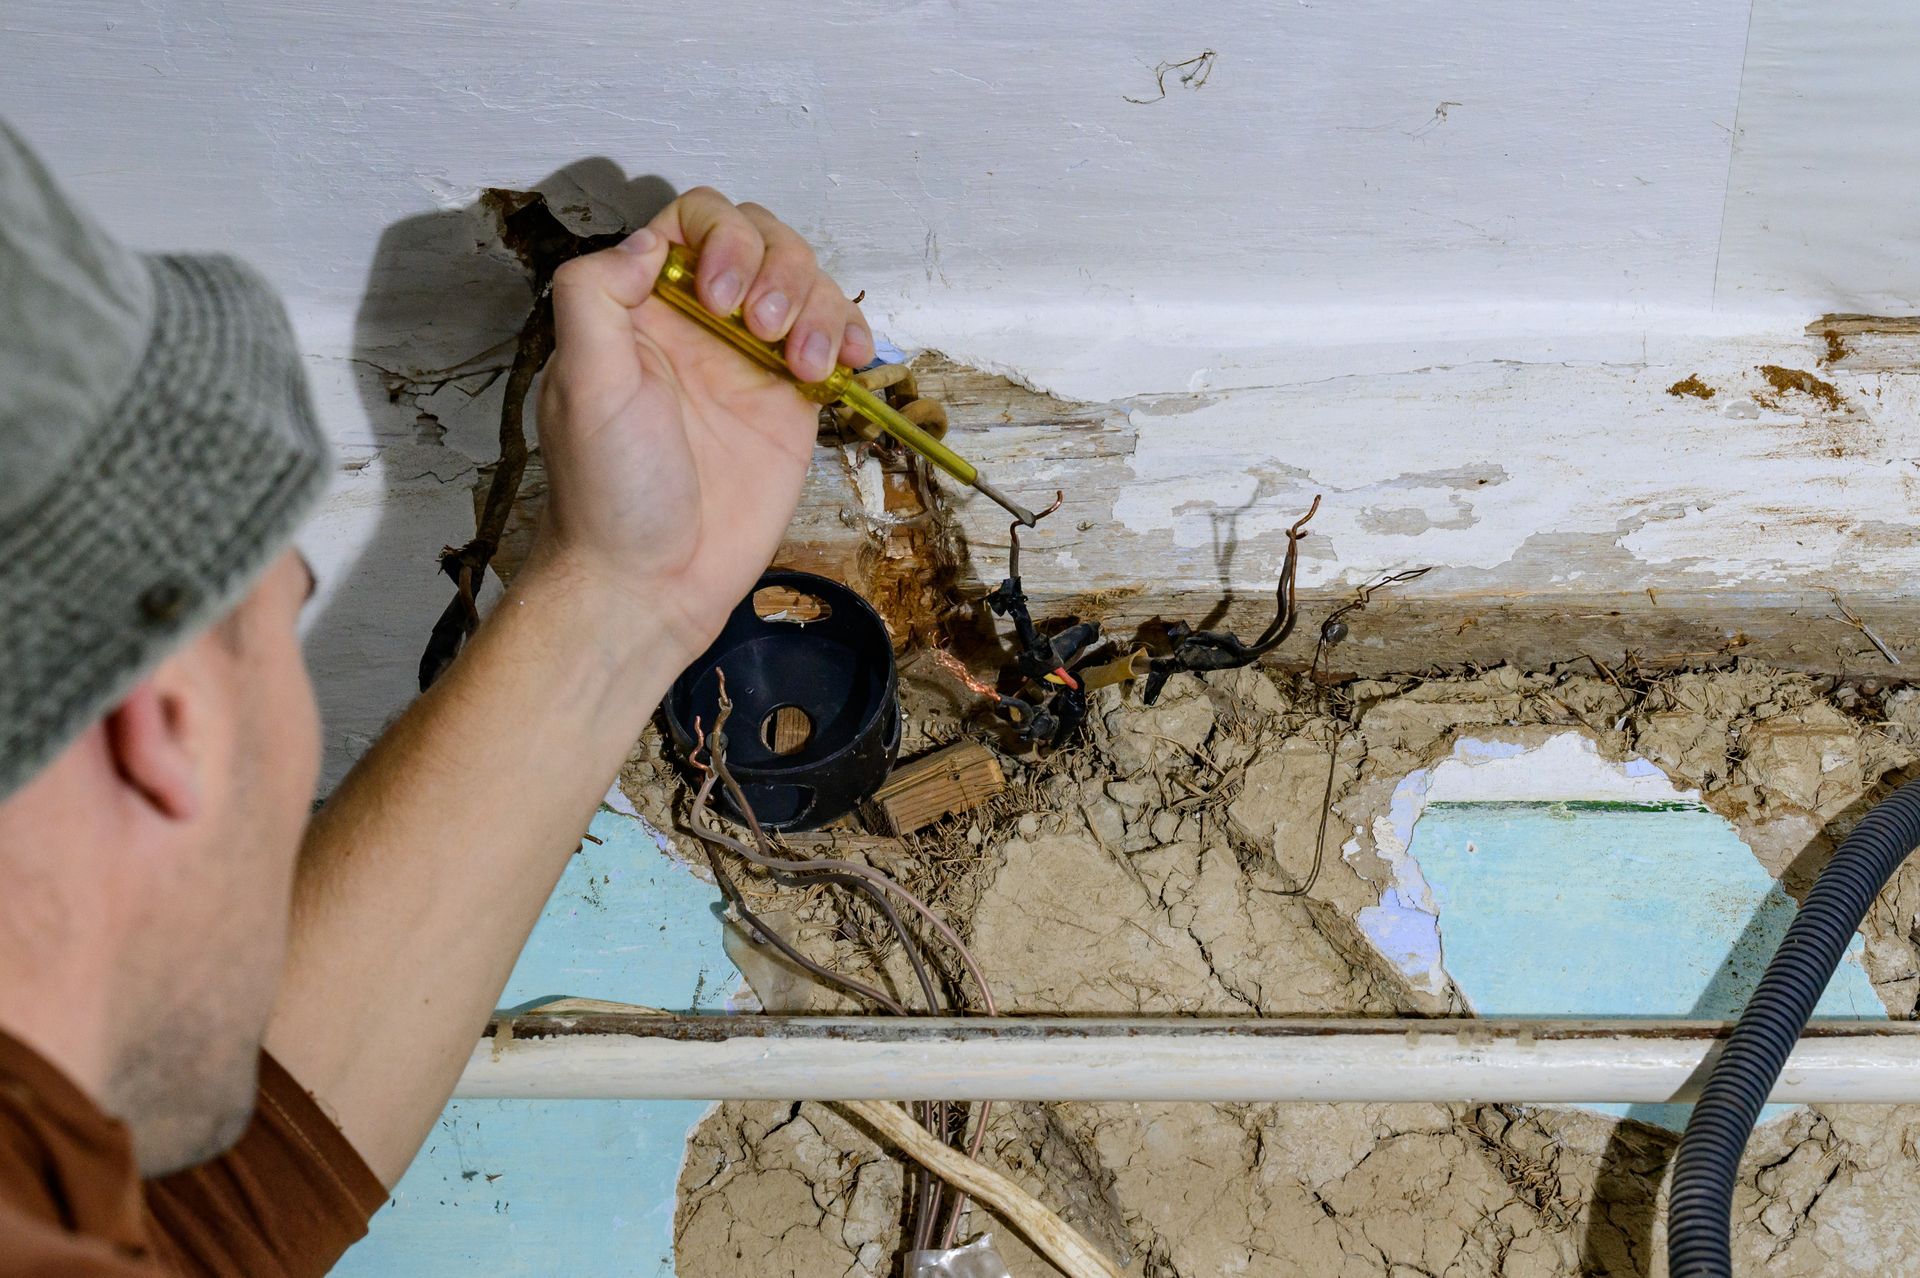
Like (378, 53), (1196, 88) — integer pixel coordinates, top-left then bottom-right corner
(669, 661), (1920, 1276)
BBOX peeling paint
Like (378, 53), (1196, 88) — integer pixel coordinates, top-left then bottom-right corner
(1033, 348), (1920, 602)
(1357, 495), (1478, 537)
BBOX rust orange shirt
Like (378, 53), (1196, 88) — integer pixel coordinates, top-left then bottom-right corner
(0, 1029), (386, 1275)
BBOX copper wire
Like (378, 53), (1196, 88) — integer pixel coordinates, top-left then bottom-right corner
(1005, 490), (1065, 581)
(931, 648), (1001, 700)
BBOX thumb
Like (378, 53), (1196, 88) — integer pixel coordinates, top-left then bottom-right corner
(548, 227), (668, 380)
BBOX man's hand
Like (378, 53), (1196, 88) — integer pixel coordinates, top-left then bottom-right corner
(266, 189), (867, 1185)
(533, 187), (873, 662)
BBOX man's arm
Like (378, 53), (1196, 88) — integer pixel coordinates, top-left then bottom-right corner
(264, 189), (874, 1186)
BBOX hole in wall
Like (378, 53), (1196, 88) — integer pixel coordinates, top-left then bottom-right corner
(1354, 731), (1888, 1130)
(753, 587), (831, 623)
(761, 705), (815, 756)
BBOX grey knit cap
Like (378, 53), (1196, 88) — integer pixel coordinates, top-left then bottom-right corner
(0, 121), (329, 800)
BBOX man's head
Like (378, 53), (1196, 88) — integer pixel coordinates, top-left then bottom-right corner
(0, 122), (329, 1172)
(0, 552), (322, 1171)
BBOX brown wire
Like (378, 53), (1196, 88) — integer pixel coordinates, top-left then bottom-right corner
(1270, 728), (1341, 898)
(695, 679), (999, 1250)
(1005, 491), (1066, 580)
(1271, 564), (1434, 898)
(704, 740), (998, 1013)
(690, 766), (951, 1245)
(693, 776), (911, 1014)
(707, 706), (998, 1247)
(1248, 494), (1321, 653)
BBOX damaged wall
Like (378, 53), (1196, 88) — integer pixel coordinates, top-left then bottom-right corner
(673, 661), (1920, 1278)
(7, 2), (1920, 1274)
(6, 0), (1920, 779)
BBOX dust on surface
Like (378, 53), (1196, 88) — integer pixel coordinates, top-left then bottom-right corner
(1666, 374), (1715, 400)
(662, 659), (1920, 1277)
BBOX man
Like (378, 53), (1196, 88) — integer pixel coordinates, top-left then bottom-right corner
(0, 120), (869, 1273)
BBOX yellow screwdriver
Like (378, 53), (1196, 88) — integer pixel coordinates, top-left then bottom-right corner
(651, 243), (1039, 526)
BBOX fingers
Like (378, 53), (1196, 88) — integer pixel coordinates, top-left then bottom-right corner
(735, 202), (815, 343)
(840, 303), (875, 370)
(548, 227), (669, 383)
(650, 186), (763, 318)
(784, 275), (852, 383)
(652, 186), (872, 381)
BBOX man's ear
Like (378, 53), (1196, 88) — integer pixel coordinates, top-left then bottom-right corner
(104, 676), (203, 823)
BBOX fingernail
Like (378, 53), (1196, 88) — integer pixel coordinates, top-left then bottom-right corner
(710, 270), (742, 311)
(799, 330), (831, 376)
(618, 227), (658, 255)
(753, 291), (789, 331)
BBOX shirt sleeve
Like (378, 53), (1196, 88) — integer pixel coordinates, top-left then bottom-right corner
(142, 1053), (389, 1278)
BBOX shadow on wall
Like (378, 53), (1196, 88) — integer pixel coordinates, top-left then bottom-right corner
(1574, 898), (1788, 1278)
(1574, 776), (1902, 1276)
(301, 160), (676, 789)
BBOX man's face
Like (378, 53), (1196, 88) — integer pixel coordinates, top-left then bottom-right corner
(115, 550), (321, 1173)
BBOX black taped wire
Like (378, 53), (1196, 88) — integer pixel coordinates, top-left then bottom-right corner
(1143, 495), (1320, 704)
(1668, 777), (1920, 1276)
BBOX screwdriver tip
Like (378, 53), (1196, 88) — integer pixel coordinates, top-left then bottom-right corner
(972, 476), (1037, 526)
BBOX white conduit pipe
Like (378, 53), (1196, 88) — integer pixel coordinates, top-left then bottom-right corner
(454, 1016), (1920, 1104)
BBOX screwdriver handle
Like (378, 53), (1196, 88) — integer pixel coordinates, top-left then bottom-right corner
(837, 381), (979, 487)
(655, 245), (976, 481)
(651, 243), (1028, 522)
(654, 243), (852, 404)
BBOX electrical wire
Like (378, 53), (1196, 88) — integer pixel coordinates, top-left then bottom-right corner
(702, 735), (997, 1012)
(1005, 490), (1066, 582)
(689, 715), (952, 1244)
(710, 708), (999, 1247)
(689, 673), (999, 1252)
(694, 774), (912, 1015)
(1307, 565), (1435, 671)
(1142, 495), (1322, 704)
(1248, 494), (1323, 653)
(931, 647), (1002, 700)
(1269, 728), (1341, 899)
(1272, 564), (1435, 899)
(695, 785), (954, 1248)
